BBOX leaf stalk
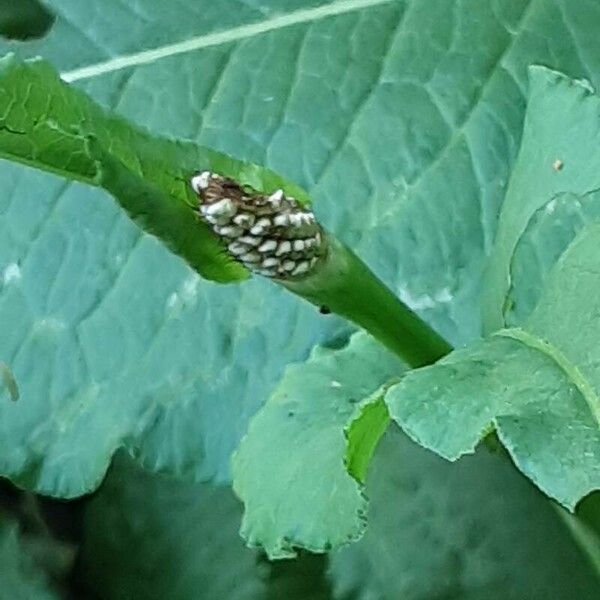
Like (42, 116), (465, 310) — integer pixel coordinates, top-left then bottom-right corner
(282, 234), (452, 368)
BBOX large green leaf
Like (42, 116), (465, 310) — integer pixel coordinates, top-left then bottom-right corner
(78, 454), (332, 600)
(232, 332), (402, 558)
(387, 339), (598, 511)
(3, 0), (600, 498)
(329, 428), (600, 599)
(386, 68), (600, 510)
(0, 163), (340, 495)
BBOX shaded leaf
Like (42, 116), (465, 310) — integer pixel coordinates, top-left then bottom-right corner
(0, 0), (54, 41)
(0, 519), (60, 600)
(329, 428), (600, 600)
(78, 454), (331, 600)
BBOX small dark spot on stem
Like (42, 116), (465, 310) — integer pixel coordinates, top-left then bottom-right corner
(319, 305), (331, 315)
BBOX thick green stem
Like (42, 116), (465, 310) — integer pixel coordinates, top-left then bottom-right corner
(282, 233), (452, 368)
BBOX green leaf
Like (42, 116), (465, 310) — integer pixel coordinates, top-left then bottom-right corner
(2, 49), (451, 372)
(386, 67), (600, 509)
(0, 519), (60, 600)
(387, 216), (600, 509)
(14, 0), (600, 345)
(232, 332), (403, 558)
(77, 454), (332, 600)
(330, 428), (600, 599)
(484, 66), (600, 332)
(345, 396), (390, 483)
(387, 68), (600, 511)
(3, 0), (600, 498)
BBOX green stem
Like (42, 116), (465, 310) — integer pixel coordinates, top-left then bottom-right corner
(282, 233), (452, 368)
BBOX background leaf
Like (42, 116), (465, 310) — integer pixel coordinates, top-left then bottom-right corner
(0, 518), (61, 600)
(77, 454), (332, 600)
(2, 0), (600, 499)
(0, 0), (55, 42)
(329, 428), (600, 600)
(76, 435), (600, 600)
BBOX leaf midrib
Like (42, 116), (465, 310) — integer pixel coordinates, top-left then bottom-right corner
(60, 0), (398, 83)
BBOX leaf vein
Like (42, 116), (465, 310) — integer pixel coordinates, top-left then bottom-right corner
(311, 2), (407, 183)
(60, 0), (400, 82)
(496, 327), (600, 428)
(366, 0), (536, 227)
